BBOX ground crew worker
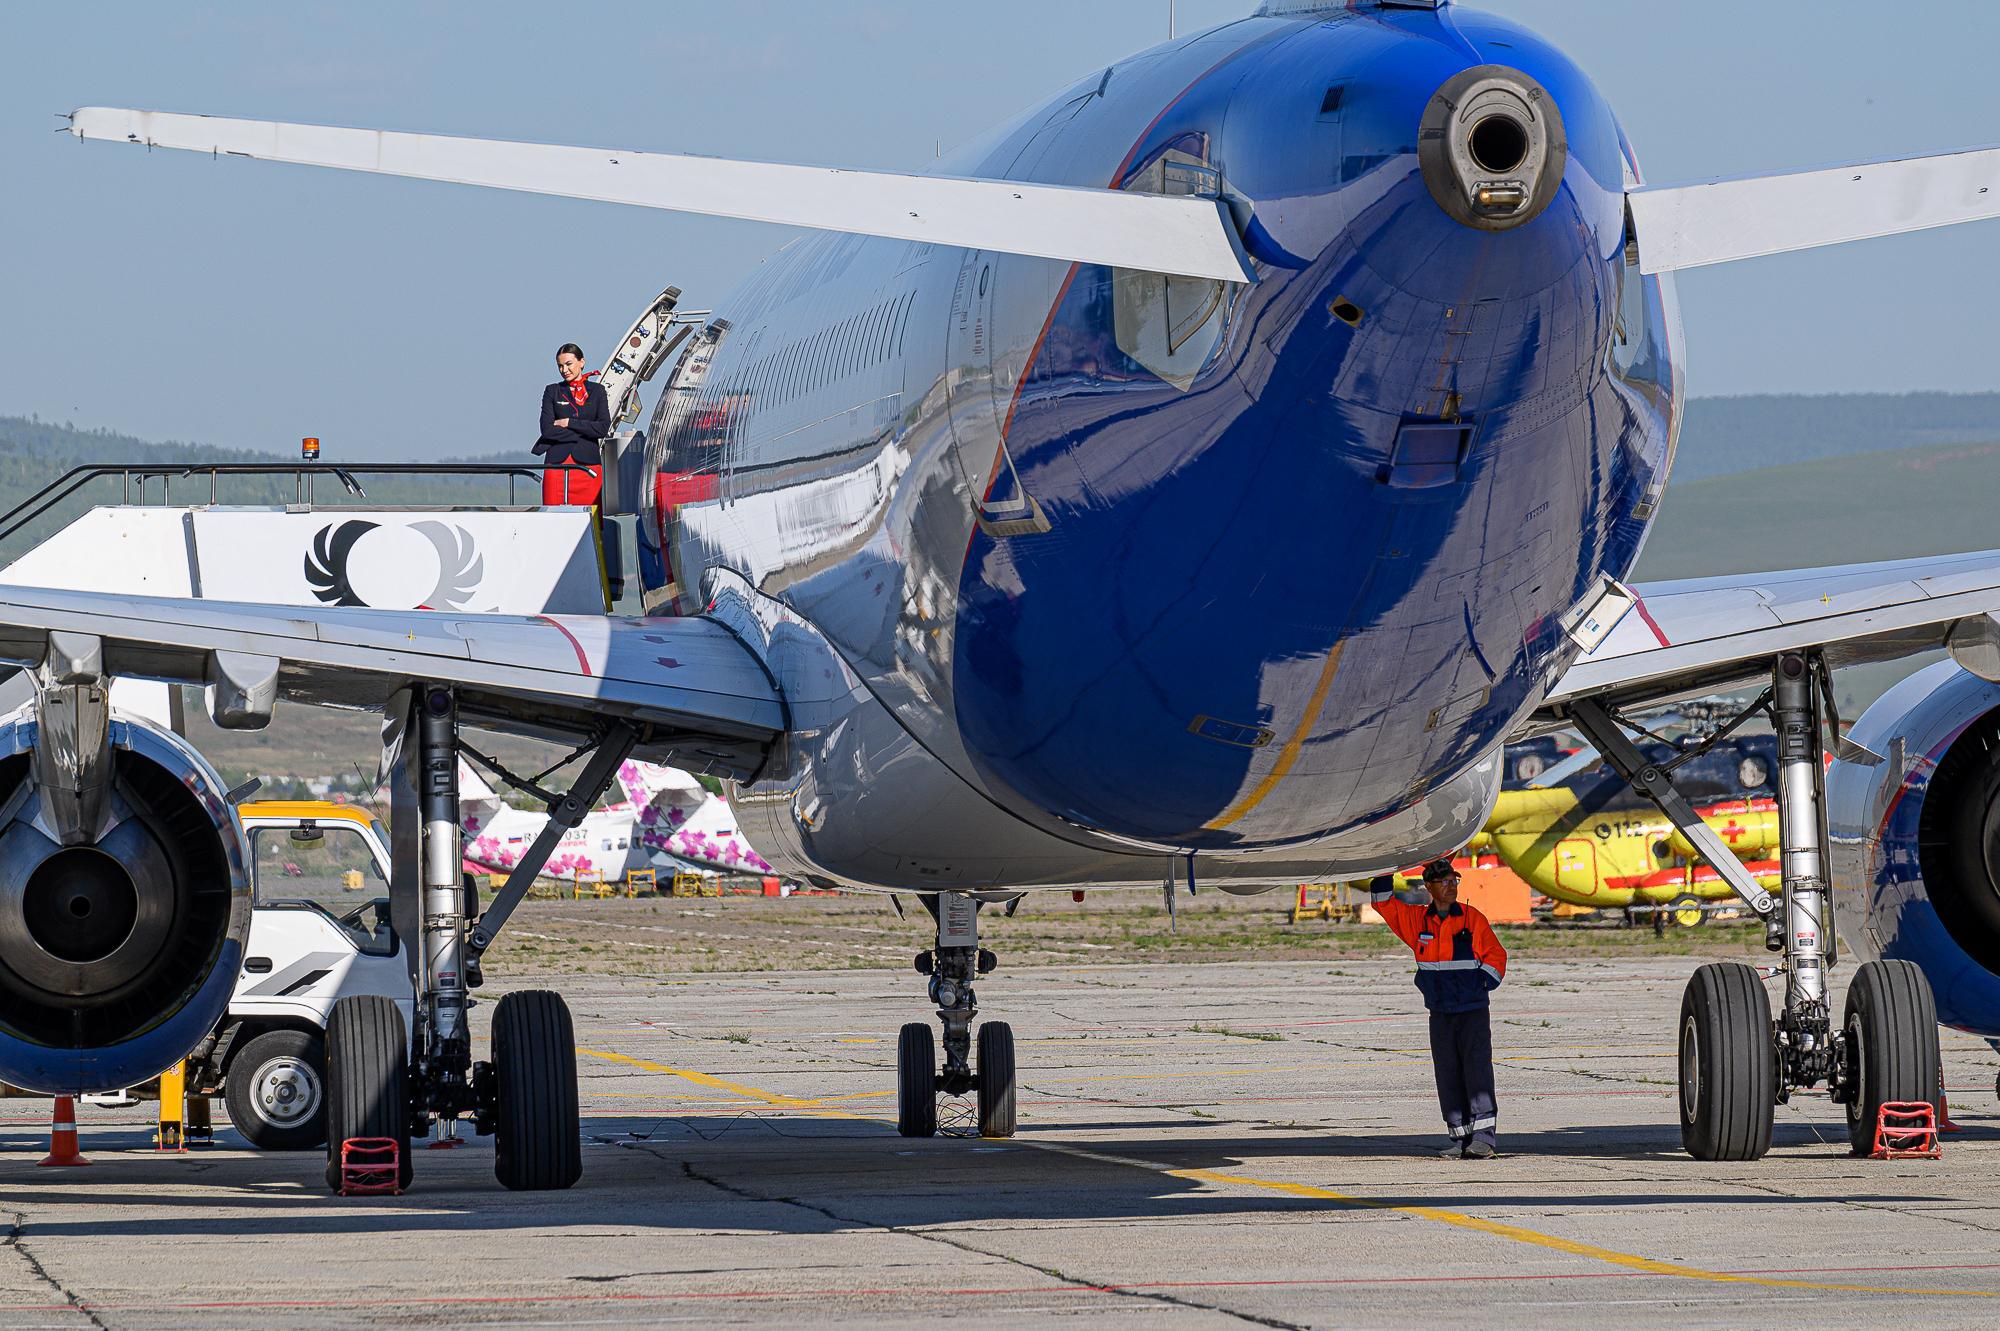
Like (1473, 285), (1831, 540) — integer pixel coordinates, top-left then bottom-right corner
(1368, 859), (1507, 1158)
(534, 342), (611, 505)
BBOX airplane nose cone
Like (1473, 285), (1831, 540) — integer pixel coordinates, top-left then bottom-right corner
(1418, 65), (1567, 231)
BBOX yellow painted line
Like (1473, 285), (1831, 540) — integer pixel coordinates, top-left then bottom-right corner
(582, 1046), (1993, 1300)
(1066, 1066), (1323, 1084)
(1033, 1143), (1991, 1300)
(578, 1047), (877, 1120)
(1204, 643), (1344, 831)
(836, 1037), (881, 1044)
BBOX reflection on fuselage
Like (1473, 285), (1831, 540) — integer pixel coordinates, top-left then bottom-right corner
(642, 5), (1686, 891)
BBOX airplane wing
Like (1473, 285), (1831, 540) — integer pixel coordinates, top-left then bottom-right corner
(66, 107), (1252, 284)
(1628, 142), (2000, 273)
(1538, 549), (2000, 720)
(0, 585), (786, 779)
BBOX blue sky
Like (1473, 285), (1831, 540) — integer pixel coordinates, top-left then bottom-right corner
(3, 1), (1998, 460)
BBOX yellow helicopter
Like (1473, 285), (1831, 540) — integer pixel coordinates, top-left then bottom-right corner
(1473, 730), (1783, 925)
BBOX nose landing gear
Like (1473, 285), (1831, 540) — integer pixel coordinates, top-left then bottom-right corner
(897, 892), (1015, 1139)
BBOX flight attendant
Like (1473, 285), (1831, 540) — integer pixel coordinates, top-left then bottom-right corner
(534, 343), (611, 506)
(1367, 859), (1508, 1158)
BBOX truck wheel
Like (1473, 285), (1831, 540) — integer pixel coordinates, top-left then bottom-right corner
(323, 995), (412, 1191)
(226, 1029), (327, 1151)
(492, 990), (582, 1191)
(1843, 959), (1941, 1155)
(1678, 962), (1775, 1161)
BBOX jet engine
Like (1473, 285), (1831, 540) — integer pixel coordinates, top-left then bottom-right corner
(0, 696), (250, 1093)
(1828, 659), (2000, 1035)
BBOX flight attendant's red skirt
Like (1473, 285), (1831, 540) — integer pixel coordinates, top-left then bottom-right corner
(541, 464), (602, 507)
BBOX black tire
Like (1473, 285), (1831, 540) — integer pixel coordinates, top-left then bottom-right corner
(896, 1022), (936, 1138)
(1669, 894), (1707, 929)
(492, 990), (583, 1191)
(226, 1028), (327, 1151)
(1842, 959), (1942, 1156)
(977, 1021), (1016, 1139)
(1678, 962), (1775, 1161)
(323, 996), (411, 1191)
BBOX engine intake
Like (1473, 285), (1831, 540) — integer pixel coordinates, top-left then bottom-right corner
(0, 713), (249, 1092)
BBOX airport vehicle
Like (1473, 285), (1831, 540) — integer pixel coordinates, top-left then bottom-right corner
(459, 758), (773, 883)
(10, 1), (2000, 1183)
(208, 802), (407, 1151)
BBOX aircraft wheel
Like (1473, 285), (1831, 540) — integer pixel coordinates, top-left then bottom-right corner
(227, 1028), (326, 1151)
(1678, 962), (1775, 1161)
(977, 1021), (1016, 1139)
(1842, 960), (1941, 1156)
(493, 990), (583, 1191)
(323, 995), (412, 1191)
(896, 1023), (936, 1137)
(1669, 895), (1707, 929)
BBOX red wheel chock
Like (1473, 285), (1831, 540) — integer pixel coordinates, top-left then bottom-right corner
(1870, 1101), (1941, 1159)
(338, 1137), (403, 1195)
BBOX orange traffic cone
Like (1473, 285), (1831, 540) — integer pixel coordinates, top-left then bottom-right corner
(37, 1096), (90, 1167)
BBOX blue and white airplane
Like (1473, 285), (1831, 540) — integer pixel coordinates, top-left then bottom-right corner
(7, 1), (2000, 1185)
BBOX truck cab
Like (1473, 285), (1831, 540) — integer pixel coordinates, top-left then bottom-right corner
(207, 801), (412, 1150)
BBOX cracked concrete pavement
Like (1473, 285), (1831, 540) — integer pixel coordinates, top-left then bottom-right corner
(2, 957), (1998, 1328)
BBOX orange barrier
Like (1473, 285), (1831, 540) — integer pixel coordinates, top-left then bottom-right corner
(1456, 864), (1534, 925)
(38, 1096), (90, 1167)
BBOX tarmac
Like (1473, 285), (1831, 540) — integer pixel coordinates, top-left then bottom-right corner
(3, 955), (1999, 1329)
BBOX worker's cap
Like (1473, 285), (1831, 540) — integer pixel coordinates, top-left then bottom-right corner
(1420, 859), (1459, 883)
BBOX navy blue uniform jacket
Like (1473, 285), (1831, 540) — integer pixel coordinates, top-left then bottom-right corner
(535, 379), (611, 466)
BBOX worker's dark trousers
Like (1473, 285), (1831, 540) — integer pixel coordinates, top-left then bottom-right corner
(1429, 1007), (1497, 1148)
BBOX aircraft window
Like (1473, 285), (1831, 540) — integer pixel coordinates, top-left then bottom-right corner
(1738, 754), (1770, 788)
(1319, 86), (1345, 117)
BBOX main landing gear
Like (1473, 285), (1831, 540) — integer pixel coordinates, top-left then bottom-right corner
(320, 684), (639, 1193)
(898, 891), (1015, 1139)
(1569, 652), (1942, 1161)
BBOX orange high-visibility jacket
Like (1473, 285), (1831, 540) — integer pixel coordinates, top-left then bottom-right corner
(1368, 876), (1507, 1013)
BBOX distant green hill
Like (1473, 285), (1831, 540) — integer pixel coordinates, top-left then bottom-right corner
(0, 415), (525, 559)
(1635, 438), (2000, 582)
(1673, 393), (2000, 482)
(1635, 437), (2000, 711)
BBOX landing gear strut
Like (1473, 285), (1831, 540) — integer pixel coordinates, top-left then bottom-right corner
(320, 685), (639, 1192)
(898, 892), (1014, 1138)
(1570, 652), (1941, 1160)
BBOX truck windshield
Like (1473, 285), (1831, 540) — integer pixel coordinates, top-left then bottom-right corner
(249, 823), (387, 908)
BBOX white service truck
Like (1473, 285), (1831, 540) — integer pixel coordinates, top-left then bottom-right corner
(200, 802), (412, 1149)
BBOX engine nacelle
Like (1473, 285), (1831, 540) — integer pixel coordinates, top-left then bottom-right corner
(1829, 659), (2000, 1036)
(0, 713), (250, 1092)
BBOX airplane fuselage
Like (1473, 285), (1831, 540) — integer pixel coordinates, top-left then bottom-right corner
(642, 4), (1684, 890)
